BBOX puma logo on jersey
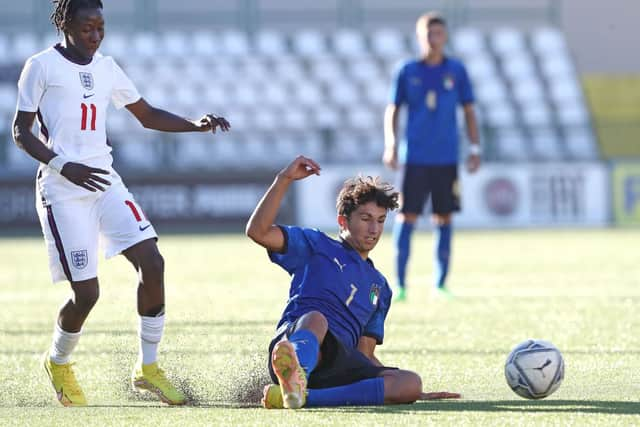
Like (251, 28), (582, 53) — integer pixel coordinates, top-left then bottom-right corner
(83, 93), (95, 99)
(333, 257), (347, 272)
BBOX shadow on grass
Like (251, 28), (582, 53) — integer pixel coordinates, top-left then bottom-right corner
(315, 400), (640, 415)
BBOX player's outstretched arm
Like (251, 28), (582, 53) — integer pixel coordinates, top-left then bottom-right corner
(125, 98), (230, 134)
(246, 155), (321, 252)
(12, 111), (111, 192)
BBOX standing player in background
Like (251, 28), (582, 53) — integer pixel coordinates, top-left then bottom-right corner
(12, 0), (230, 406)
(383, 12), (481, 301)
(247, 155), (459, 409)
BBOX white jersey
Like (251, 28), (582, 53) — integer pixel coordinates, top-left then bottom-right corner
(16, 45), (141, 203)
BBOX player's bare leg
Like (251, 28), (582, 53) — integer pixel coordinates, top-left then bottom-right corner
(124, 239), (185, 405)
(393, 212), (418, 301)
(431, 213), (454, 299)
(44, 278), (98, 406)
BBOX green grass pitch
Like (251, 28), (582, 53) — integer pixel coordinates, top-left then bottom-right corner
(1, 229), (639, 426)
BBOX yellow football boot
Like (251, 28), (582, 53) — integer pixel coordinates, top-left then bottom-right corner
(271, 340), (307, 409)
(42, 351), (87, 407)
(131, 361), (186, 405)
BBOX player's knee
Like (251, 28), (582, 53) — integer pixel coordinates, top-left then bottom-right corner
(73, 285), (99, 313)
(385, 370), (422, 403)
(398, 213), (418, 224)
(305, 310), (328, 330)
(139, 248), (165, 276)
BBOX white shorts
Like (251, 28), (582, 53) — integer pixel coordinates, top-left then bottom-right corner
(36, 182), (158, 283)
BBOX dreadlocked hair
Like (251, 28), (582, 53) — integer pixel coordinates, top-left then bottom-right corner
(336, 175), (399, 218)
(50, 0), (103, 33)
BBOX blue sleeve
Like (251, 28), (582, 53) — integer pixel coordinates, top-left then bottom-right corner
(390, 64), (407, 106)
(457, 62), (474, 105)
(268, 225), (322, 275)
(363, 282), (392, 344)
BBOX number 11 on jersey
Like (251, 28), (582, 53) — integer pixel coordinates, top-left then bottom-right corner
(80, 103), (96, 131)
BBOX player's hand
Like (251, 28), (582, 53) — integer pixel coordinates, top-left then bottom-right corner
(383, 146), (399, 170)
(60, 162), (111, 192)
(419, 391), (461, 400)
(194, 114), (231, 134)
(278, 155), (321, 182)
(466, 154), (481, 173)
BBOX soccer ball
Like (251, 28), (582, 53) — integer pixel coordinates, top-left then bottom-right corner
(504, 339), (564, 399)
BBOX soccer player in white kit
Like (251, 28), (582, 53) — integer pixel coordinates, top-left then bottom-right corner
(12, 0), (231, 407)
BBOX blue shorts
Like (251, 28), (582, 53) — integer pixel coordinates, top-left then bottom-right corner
(268, 321), (396, 389)
(400, 164), (460, 215)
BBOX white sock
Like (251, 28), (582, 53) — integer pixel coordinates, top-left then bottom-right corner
(139, 315), (164, 365)
(49, 323), (82, 365)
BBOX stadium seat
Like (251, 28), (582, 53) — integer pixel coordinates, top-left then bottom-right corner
(529, 127), (564, 160)
(220, 30), (250, 57)
(345, 57), (383, 83)
(293, 81), (324, 107)
(112, 133), (159, 170)
(370, 29), (408, 57)
(132, 32), (160, 59)
(253, 108), (280, 132)
(512, 78), (546, 105)
(272, 59), (306, 83)
(0, 84), (16, 114)
(452, 28), (485, 57)
(309, 105), (341, 129)
(292, 30), (328, 57)
(501, 54), (537, 82)
(465, 53), (498, 81)
(11, 33), (38, 62)
(493, 127), (529, 161)
(490, 28), (526, 57)
(255, 30), (289, 57)
(475, 78), (509, 107)
(556, 99), (589, 127)
(539, 55), (574, 80)
(282, 107), (308, 131)
(192, 31), (218, 56)
(530, 27), (567, 56)
(308, 57), (344, 84)
(564, 126), (598, 160)
(327, 81), (361, 107)
(548, 77), (582, 105)
(162, 31), (191, 59)
(0, 33), (9, 64)
(100, 31), (127, 59)
(332, 29), (368, 58)
(485, 101), (517, 128)
(363, 78), (390, 106)
(262, 82), (289, 107)
(521, 102), (553, 127)
(346, 106), (377, 130)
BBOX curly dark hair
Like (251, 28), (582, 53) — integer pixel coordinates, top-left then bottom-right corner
(336, 175), (399, 218)
(50, 0), (103, 33)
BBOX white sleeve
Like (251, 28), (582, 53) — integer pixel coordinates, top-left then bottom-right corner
(16, 57), (45, 112)
(111, 58), (141, 109)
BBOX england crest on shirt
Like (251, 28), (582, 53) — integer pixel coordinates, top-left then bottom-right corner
(79, 72), (94, 90)
(71, 250), (88, 269)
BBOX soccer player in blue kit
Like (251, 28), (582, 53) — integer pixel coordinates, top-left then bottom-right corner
(246, 155), (460, 409)
(383, 12), (481, 301)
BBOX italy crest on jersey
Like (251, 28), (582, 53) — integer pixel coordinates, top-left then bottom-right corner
(369, 284), (380, 306)
(443, 74), (454, 90)
(79, 72), (94, 90)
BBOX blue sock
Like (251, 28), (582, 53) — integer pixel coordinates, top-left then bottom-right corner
(288, 329), (319, 376)
(306, 377), (385, 407)
(434, 223), (452, 288)
(393, 221), (414, 289)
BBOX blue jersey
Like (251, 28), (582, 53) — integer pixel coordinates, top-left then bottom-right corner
(391, 57), (474, 165)
(269, 226), (392, 349)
